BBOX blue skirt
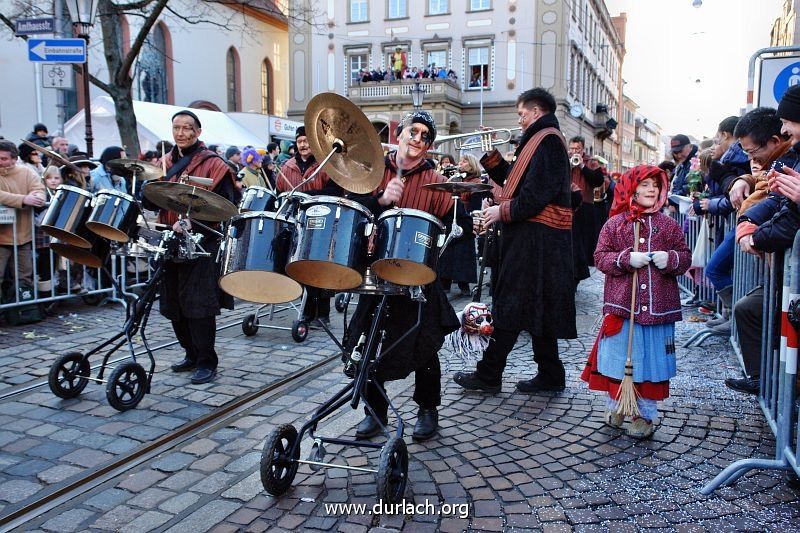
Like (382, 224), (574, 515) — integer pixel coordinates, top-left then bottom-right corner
(597, 321), (676, 383)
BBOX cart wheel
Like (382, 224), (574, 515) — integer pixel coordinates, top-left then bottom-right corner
(48, 351), (90, 399)
(376, 436), (408, 504)
(291, 320), (308, 343)
(242, 314), (259, 336)
(334, 293), (348, 313)
(106, 361), (147, 412)
(81, 294), (104, 306)
(307, 440), (326, 472)
(260, 424), (300, 496)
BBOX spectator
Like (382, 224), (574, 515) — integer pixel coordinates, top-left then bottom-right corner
(469, 74), (481, 87)
(225, 145), (242, 175)
(60, 153), (96, 190)
(262, 155), (276, 189)
(240, 148), (267, 188)
(658, 160), (676, 179)
(90, 146), (128, 193)
(276, 140), (295, 167)
(51, 137), (69, 157)
(266, 142), (280, 161)
(0, 140), (47, 291)
(447, 69), (458, 83)
(391, 46), (406, 80)
(17, 142), (45, 175)
(25, 123), (50, 148)
(669, 133), (698, 197)
(35, 166), (62, 293)
(142, 150), (159, 165)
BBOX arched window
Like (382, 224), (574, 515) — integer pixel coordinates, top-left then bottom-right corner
(136, 22), (170, 104)
(227, 47), (241, 112)
(261, 58), (274, 115)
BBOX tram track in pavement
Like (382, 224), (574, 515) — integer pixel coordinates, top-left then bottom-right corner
(0, 346), (342, 532)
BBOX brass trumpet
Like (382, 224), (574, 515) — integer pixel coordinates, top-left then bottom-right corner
(570, 154), (583, 167)
(434, 127), (521, 152)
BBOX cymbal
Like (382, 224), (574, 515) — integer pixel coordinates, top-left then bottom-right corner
(106, 159), (163, 181)
(421, 182), (493, 194)
(19, 139), (79, 172)
(142, 181), (237, 222)
(304, 92), (384, 194)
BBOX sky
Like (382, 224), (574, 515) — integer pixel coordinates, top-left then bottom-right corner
(605, 0), (785, 140)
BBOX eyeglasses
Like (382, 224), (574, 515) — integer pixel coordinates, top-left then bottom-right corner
(408, 127), (432, 144)
(741, 143), (767, 158)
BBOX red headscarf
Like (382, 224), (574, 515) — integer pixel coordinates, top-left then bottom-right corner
(609, 164), (669, 221)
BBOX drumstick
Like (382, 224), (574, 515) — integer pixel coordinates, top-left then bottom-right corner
(260, 168), (275, 193)
(276, 166), (294, 191)
(161, 143), (167, 177)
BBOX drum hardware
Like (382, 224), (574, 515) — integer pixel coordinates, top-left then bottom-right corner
(105, 158), (164, 197)
(142, 180), (238, 222)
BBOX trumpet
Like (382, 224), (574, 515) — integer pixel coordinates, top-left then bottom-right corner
(434, 127), (521, 152)
(570, 154), (583, 167)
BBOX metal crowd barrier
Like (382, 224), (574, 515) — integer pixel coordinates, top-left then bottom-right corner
(702, 232), (800, 493)
(0, 206), (154, 313)
(670, 210), (729, 306)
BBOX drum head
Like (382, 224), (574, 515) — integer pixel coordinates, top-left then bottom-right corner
(219, 271), (302, 304)
(371, 259), (436, 286)
(85, 221), (131, 243)
(50, 242), (106, 268)
(40, 226), (92, 248)
(286, 260), (363, 291)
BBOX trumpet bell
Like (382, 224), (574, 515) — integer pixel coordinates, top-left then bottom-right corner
(570, 154), (583, 167)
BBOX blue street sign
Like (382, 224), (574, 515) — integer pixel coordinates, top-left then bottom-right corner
(28, 39), (86, 63)
(15, 17), (55, 35)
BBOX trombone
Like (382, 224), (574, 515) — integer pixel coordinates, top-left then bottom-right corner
(434, 127), (521, 152)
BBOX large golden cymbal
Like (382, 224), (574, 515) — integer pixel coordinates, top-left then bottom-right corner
(421, 182), (493, 194)
(304, 92), (384, 194)
(142, 181), (237, 222)
(106, 158), (163, 181)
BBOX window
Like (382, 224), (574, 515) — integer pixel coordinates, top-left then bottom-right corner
(261, 59), (273, 114)
(226, 47), (240, 112)
(388, 0), (407, 18)
(348, 52), (369, 84)
(428, 0), (447, 15)
(470, 0), (490, 11)
(466, 46), (489, 88)
(426, 49), (447, 71)
(136, 23), (169, 104)
(350, 0), (367, 22)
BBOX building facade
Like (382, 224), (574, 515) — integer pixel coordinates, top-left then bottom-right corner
(634, 115), (661, 166)
(771, 0), (800, 47)
(289, 0), (625, 167)
(620, 94), (638, 171)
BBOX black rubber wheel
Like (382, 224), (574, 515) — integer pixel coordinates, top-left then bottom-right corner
(307, 441), (326, 472)
(106, 361), (147, 412)
(376, 436), (408, 504)
(260, 424), (300, 496)
(48, 351), (90, 399)
(81, 294), (104, 306)
(242, 314), (259, 336)
(292, 320), (308, 343)
(334, 293), (348, 313)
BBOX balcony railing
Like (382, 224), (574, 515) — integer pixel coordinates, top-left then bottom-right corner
(347, 78), (462, 104)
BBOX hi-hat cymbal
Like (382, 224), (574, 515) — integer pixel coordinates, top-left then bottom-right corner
(421, 182), (493, 194)
(304, 93), (384, 194)
(142, 181), (237, 222)
(106, 159), (163, 181)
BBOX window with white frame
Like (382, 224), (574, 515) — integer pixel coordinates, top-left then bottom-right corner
(350, 0), (367, 22)
(466, 45), (490, 88)
(388, 0), (407, 18)
(429, 0), (447, 15)
(426, 49), (447, 70)
(470, 0), (490, 11)
(348, 52), (369, 84)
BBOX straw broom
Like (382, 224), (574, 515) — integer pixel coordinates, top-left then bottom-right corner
(616, 220), (642, 417)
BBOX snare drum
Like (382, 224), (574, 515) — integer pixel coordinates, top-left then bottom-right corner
(372, 208), (445, 286)
(276, 191), (310, 218)
(50, 234), (111, 269)
(219, 212), (302, 304)
(40, 185), (95, 248)
(239, 186), (277, 212)
(286, 196), (373, 291)
(85, 189), (141, 243)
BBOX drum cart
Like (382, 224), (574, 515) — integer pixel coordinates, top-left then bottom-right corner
(259, 288), (423, 504)
(240, 289), (310, 342)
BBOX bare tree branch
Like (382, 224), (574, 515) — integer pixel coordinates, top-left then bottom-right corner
(118, 0), (169, 79)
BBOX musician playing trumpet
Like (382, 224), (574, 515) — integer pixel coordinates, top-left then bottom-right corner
(568, 136), (606, 286)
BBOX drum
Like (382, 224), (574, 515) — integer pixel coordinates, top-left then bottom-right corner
(372, 208), (445, 286)
(50, 234), (111, 269)
(276, 191), (310, 218)
(85, 189), (141, 243)
(286, 196), (373, 291)
(219, 212), (302, 304)
(239, 186), (277, 212)
(40, 185), (95, 248)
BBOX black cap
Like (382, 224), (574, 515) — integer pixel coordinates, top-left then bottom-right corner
(670, 134), (691, 153)
(33, 123), (48, 134)
(171, 110), (202, 129)
(778, 85), (800, 123)
(225, 146), (241, 159)
(296, 126), (306, 139)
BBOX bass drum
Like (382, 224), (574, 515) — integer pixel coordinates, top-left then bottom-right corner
(372, 208), (445, 286)
(286, 196), (372, 291)
(40, 185), (95, 248)
(239, 186), (277, 212)
(219, 212), (302, 304)
(85, 189), (141, 243)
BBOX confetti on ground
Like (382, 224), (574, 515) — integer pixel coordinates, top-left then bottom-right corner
(22, 331), (49, 339)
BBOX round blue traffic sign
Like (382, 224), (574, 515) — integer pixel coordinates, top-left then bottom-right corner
(774, 61), (800, 103)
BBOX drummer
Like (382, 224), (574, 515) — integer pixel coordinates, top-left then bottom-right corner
(143, 110), (240, 385)
(278, 126), (343, 329)
(345, 110), (468, 442)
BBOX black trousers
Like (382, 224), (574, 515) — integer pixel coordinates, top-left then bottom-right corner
(733, 286), (763, 378)
(364, 351), (441, 420)
(303, 287), (330, 319)
(172, 317), (218, 371)
(476, 327), (565, 385)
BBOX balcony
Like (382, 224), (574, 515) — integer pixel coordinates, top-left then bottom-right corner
(347, 78), (463, 107)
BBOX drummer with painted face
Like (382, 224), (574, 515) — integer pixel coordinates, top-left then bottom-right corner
(278, 126), (343, 329)
(143, 110), (240, 385)
(346, 111), (466, 442)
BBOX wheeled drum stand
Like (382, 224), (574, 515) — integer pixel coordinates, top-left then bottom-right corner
(240, 290), (310, 343)
(259, 291), (422, 504)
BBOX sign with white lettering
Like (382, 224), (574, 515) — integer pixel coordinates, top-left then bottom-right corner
(15, 17), (55, 36)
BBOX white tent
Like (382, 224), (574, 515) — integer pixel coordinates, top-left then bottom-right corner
(64, 96), (271, 154)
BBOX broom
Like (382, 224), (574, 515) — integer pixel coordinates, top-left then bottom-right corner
(615, 220), (642, 417)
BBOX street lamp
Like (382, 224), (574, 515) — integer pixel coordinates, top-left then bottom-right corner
(411, 80), (425, 110)
(65, 0), (99, 157)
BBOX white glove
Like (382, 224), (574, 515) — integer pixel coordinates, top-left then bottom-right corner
(651, 251), (669, 269)
(629, 252), (651, 269)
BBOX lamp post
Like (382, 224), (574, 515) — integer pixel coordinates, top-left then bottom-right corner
(65, 0), (98, 157)
(411, 80), (425, 110)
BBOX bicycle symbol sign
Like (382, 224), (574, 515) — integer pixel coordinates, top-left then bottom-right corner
(42, 63), (73, 90)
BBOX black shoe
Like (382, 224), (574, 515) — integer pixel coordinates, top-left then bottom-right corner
(412, 408), (438, 441)
(355, 414), (386, 439)
(453, 371), (501, 393)
(171, 358), (196, 372)
(725, 377), (759, 395)
(516, 376), (565, 393)
(190, 368), (217, 384)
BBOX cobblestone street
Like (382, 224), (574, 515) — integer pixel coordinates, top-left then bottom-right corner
(1, 270), (799, 531)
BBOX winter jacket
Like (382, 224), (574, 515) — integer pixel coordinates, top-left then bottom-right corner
(693, 143), (750, 217)
(670, 145), (698, 196)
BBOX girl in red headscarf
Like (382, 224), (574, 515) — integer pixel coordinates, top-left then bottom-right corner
(580, 164), (691, 439)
